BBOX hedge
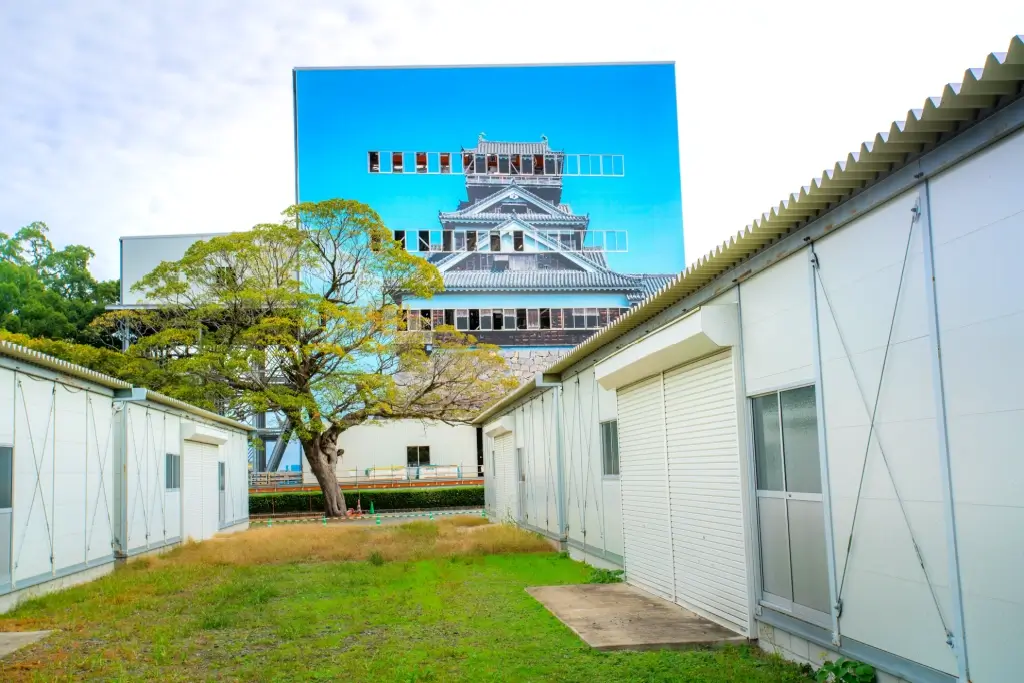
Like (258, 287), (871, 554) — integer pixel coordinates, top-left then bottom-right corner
(249, 486), (484, 515)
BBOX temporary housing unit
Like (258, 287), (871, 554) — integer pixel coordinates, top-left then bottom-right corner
(475, 36), (1024, 683)
(0, 341), (251, 612)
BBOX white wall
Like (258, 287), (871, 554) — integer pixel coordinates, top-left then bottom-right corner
(0, 365), (117, 591)
(929, 127), (1024, 683)
(122, 403), (183, 555)
(512, 390), (559, 534)
(302, 419), (479, 484)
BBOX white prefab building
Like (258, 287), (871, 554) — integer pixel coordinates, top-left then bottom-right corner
(300, 419), (480, 485)
(475, 37), (1024, 683)
(0, 341), (251, 612)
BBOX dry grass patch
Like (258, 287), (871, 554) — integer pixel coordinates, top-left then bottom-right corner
(152, 518), (550, 567)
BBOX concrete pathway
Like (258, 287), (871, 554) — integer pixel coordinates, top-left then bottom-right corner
(0, 630), (52, 659)
(527, 583), (747, 651)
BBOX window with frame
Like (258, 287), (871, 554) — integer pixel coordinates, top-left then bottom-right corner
(455, 309), (469, 331)
(0, 446), (12, 508)
(407, 445), (430, 466)
(516, 447), (525, 482)
(751, 385), (830, 623)
(600, 421), (619, 476)
(165, 452), (181, 491)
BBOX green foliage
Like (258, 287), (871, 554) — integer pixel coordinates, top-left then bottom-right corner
(249, 486), (485, 514)
(815, 657), (876, 683)
(585, 567), (625, 584)
(367, 550), (386, 566)
(0, 222), (119, 346)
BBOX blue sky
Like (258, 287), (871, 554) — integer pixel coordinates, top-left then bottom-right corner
(294, 62), (685, 274)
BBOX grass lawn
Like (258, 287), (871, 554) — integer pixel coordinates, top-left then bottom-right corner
(0, 519), (811, 682)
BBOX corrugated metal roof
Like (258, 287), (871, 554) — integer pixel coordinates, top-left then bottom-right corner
(438, 211), (585, 223)
(0, 340), (131, 390)
(0, 340), (252, 432)
(475, 35), (1024, 420)
(442, 269), (640, 291)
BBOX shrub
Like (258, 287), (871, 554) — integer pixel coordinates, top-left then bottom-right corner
(249, 486), (484, 515)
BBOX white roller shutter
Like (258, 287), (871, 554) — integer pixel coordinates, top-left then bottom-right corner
(182, 441), (204, 542)
(618, 375), (674, 600)
(492, 433), (516, 522)
(663, 351), (749, 634)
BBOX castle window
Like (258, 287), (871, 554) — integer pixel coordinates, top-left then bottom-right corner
(526, 309), (539, 330)
(491, 256), (509, 272)
(490, 231), (501, 252)
(586, 308), (598, 328)
(550, 309), (563, 329)
(463, 153), (475, 173)
(562, 308), (575, 329)
(522, 155), (534, 174)
(474, 154), (486, 174)
(504, 309), (516, 330)
(444, 309), (455, 326)
(430, 231), (443, 251)
(479, 309), (492, 331)
(393, 230), (406, 249)
(415, 152), (428, 173)
(492, 310), (504, 330)
(419, 310), (431, 331)
(515, 309), (527, 330)
(407, 310), (421, 331)
(392, 152), (404, 173)
(456, 309), (469, 331)
(539, 309), (551, 330)
(544, 155), (557, 175)
(418, 231), (430, 251)
(513, 231), (524, 252)
(486, 155), (498, 174)
(432, 310), (444, 329)
(498, 155), (510, 174)
(440, 153), (451, 173)
(368, 151), (381, 172)
(533, 154), (545, 175)
(454, 231), (466, 251)
(510, 154), (521, 174)
(467, 231), (478, 251)
(468, 309), (480, 331)
(598, 308), (610, 327)
(574, 308), (586, 328)
(442, 230), (453, 252)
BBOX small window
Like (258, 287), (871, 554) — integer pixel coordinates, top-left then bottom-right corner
(474, 154), (486, 174)
(586, 308), (598, 329)
(456, 309), (469, 331)
(0, 446), (12, 508)
(218, 462), (225, 491)
(469, 309), (481, 331)
(550, 309), (563, 329)
(574, 308), (587, 329)
(510, 154), (521, 174)
(467, 231), (478, 252)
(432, 310), (445, 329)
(407, 445), (430, 466)
(442, 230), (454, 252)
(498, 155), (510, 174)
(418, 231), (430, 251)
(600, 422), (619, 476)
(562, 308), (575, 329)
(368, 151), (381, 173)
(533, 154), (545, 174)
(419, 310), (432, 331)
(490, 231), (501, 252)
(522, 155), (534, 174)
(463, 153), (475, 173)
(392, 152), (404, 173)
(444, 309), (455, 327)
(415, 152), (428, 173)
(393, 230), (406, 249)
(544, 154), (557, 175)
(513, 231), (524, 252)
(486, 154), (498, 174)
(165, 452), (181, 491)
(493, 311), (504, 330)
(455, 231), (467, 251)
(407, 310), (421, 331)
(516, 447), (526, 482)
(598, 308), (610, 327)
(504, 309), (516, 330)
(526, 309), (540, 329)
(539, 308), (551, 329)
(480, 309), (493, 331)
(516, 309), (527, 330)
(440, 153), (451, 173)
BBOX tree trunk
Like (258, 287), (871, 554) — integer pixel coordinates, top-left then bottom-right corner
(302, 432), (347, 517)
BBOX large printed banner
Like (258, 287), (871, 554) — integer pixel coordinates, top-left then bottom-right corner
(293, 62), (685, 276)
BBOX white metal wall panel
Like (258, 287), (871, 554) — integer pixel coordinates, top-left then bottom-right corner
(515, 394), (557, 534)
(52, 385), (88, 572)
(740, 250), (815, 395)
(11, 374), (56, 583)
(85, 392), (115, 564)
(0, 367), (13, 444)
(617, 375), (673, 600)
(929, 127), (1024, 683)
(663, 352), (748, 634)
(162, 412), (182, 540)
(182, 440), (204, 542)
(813, 188), (955, 675)
(491, 433), (515, 521)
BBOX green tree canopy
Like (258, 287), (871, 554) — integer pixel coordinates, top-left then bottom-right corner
(0, 221), (119, 345)
(97, 199), (516, 515)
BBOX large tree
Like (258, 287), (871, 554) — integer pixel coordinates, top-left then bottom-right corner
(99, 199), (515, 516)
(0, 221), (119, 346)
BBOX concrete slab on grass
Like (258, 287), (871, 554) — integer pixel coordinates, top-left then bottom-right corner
(0, 630), (52, 658)
(526, 583), (747, 651)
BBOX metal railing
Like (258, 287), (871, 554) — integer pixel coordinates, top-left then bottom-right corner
(249, 464), (483, 488)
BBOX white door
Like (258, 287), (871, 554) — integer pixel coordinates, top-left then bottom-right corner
(663, 352), (749, 634)
(202, 445), (220, 539)
(492, 433), (516, 522)
(182, 441), (204, 542)
(617, 374), (674, 600)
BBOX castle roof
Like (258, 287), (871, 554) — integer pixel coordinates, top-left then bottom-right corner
(440, 269), (675, 295)
(466, 139), (557, 155)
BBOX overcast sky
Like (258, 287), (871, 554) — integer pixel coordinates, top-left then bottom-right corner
(1, 1), (1021, 282)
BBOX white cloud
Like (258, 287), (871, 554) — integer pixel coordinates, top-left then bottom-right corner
(2, 0), (1021, 281)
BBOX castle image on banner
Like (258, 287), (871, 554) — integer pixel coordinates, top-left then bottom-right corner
(373, 135), (676, 380)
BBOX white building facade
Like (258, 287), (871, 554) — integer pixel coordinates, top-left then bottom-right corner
(0, 341), (250, 613)
(476, 37), (1024, 683)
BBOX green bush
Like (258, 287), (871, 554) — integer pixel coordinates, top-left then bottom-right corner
(249, 486), (485, 515)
